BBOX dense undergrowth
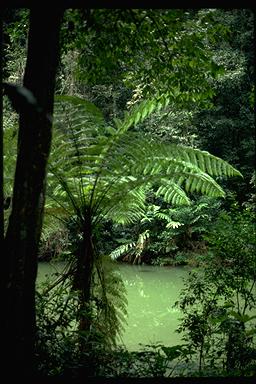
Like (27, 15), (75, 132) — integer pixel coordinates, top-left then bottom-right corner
(35, 205), (256, 378)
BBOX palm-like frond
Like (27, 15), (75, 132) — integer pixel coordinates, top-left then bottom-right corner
(109, 242), (136, 261)
(154, 212), (183, 229)
(110, 230), (150, 264)
(105, 186), (146, 225)
(115, 93), (171, 132)
(48, 95), (242, 227)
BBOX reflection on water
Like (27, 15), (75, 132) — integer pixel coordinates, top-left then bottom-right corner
(115, 264), (190, 350)
(37, 261), (190, 350)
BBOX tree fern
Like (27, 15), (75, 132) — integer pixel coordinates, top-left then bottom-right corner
(48, 92), (242, 253)
(49, 97), (242, 217)
(45, 93), (242, 345)
(47, 92), (243, 279)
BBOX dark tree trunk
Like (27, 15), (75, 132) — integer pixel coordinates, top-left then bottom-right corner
(2, 8), (63, 378)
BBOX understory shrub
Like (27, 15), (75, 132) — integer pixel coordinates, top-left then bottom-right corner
(174, 207), (256, 376)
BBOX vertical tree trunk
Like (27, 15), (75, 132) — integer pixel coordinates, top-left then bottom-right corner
(2, 8), (63, 378)
(74, 214), (94, 336)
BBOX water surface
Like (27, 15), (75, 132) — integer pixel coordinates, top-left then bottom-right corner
(116, 263), (189, 350)
(37, 262), (190, 350)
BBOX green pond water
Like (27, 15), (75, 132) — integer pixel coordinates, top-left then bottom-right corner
(37, 262), (191, 350)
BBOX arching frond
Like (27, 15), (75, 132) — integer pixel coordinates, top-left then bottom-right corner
(110, 230), (150, 264)
(154, 212), (183, 229)
(156, 181), (191, 205)
(103, 134), (242, 206)
(136, 230), (150, 251)
(172, 145), (242, 178)
(106, 186), (147, 225)
(166, 221), (184, 229)
(110, 242), (136, 261)
(119, 96), (167, 131)
(48, 95), (243, 228)
(54, 94), (105, 131)
(118, 91), (182, 132)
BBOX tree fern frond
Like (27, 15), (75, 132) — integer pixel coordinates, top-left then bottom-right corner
(166, 221), (183, 229)
(155, 212), (171, 222)
(154, 212), (183, 229)
(118, 93), (173, 132)
(136, 230), (150, 250)
(109, 202), (146, 226)
(179, 146), (242, 178)
(110, 242), (135, 260)
(48, 95), (242, 229)
(102, 185), (147, 225)
(54, 94), (105, 128)
(48, 170), (83, 220)
(156, 181), (191, 206)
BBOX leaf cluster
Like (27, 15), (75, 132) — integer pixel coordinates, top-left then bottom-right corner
(174, 208), (256, 375)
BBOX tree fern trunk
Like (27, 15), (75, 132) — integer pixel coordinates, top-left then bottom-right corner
(73, 214), (94, 342)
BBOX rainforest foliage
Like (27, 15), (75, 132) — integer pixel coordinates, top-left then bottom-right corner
(1, 7), (255, 378)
